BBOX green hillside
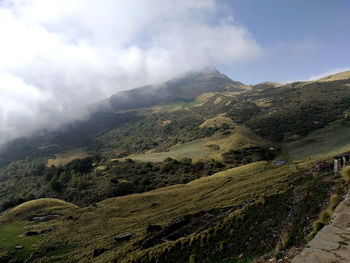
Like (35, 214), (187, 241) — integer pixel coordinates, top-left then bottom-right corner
(1, 69), (350, 262)
(0, 159), (346, 262)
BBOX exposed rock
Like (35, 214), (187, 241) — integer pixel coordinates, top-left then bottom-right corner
(115, 233), (133, 242)
(139, 203), (253, 249)
(8, 258), (23, 263)
(23, 226), (56, 237)
(32, 215), (60, 222)
(44, 246), (58, 253)
(23, 231), (40, 237)
(47, 226), (56, 232)
(14, 246), (23, 249)
(24, 253), (34, 263)
(146, 225), (162, 233)
(93, 248), (107, 257)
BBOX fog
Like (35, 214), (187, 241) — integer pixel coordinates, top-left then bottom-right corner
(0, 0), (261, 145)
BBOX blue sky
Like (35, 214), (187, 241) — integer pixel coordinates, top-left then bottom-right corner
(218, 0), (350, 83)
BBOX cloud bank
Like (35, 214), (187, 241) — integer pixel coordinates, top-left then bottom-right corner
(0, 0), (261, 145)
(308, 67), (350, 81)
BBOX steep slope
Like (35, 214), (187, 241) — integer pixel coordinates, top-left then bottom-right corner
(0, 158), (345, 263)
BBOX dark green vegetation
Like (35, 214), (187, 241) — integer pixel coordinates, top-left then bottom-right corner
(0, 161), (346, 263)
(1, 69), (350, 262)
(0, 156), (226, 210)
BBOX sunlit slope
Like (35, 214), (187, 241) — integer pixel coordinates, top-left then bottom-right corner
(278, 121), (350, 161)
(0, 160), (309, 262)
(129, 115), (268, 162)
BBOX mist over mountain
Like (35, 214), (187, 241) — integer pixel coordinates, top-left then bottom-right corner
(1, 2), (350, 263)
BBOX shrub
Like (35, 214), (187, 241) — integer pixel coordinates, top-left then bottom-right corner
(189, 254), (197, 263)
(319, 211), (330, 222)
(312, 220), (325, 232)
(49, 176), (61, 192)
(59, 171), (71, 183)
(329, 194), (340, 212)
(342, 166), (350, 183)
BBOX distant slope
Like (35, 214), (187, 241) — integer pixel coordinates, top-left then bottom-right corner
(277, 120), (350, 161)
(316, 70), (350, 82)
(1, 68), (350, 170)
(130, 115), (268, 162)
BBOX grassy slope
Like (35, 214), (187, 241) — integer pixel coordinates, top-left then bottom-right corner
(47, 150), (88, 167)
(0, 222), (41, 260)
(0, 160), (311, 262)
(129, 115), (268, 162)
(277, 121), (350, 161)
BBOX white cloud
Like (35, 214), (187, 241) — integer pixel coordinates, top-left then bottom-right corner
(308, 67), (350, 80)
(0, 0), (262, 145)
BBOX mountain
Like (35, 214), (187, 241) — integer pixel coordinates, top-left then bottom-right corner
(95, 67), (247, 112)
(1, 68), (350, 262)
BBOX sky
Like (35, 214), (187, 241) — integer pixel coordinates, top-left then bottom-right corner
(0, 0), (349, 145)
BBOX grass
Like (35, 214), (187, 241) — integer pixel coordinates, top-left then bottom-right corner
(2, 198), (78, 222)
(277, 122), (350, 161)
(0, 160), (312, 262)
(128, 124), (267, 162)
(0, 222), (41, 260)
(155, 99), (200, 113)
(129, 139), (216, 162)
(307, 193), (341, 241)
(47, 149), (88, 167)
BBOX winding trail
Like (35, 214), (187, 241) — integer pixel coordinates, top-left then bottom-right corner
(292, 191), (350, 263)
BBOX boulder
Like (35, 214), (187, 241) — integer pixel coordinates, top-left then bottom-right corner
(115, 233), (133, 242)
(32, 215), (60, 222)
(146, 225), (162, 233)
(93, 248), (107, 257)
(23, 231), (40, 237)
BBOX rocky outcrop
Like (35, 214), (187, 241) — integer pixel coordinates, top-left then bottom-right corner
(115, 233), (133, 242)
(32, 215), (60, 222)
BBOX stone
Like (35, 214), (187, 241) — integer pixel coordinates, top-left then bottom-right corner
(23, 231), (40, 237)
(308, 238), (340, 250)
(333, 213), (350, 229)
(24, 253), (34, 263)
(321, 225), (345, 235)
(93, 248), (107, 257)
(115, 233), (133, 242)
(300, 248), (337, 261)
(146, 225), (162, 233)
(14, 246), (23, 249)
(313, 231), (343, 242)
(47, 226), (56, 232)
(32, 215), (60, 222)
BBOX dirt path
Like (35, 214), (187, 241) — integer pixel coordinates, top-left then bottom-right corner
(292, 191), (350, 263)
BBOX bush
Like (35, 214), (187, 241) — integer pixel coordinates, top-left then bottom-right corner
(312, 220), (325, 232)
(342, 166), (350, 183)
(329, 194), (340, 211)
(110, 180), (136, 196)
(49, 176), (61, 192)
(319, 211), (330, 222)
(59, 171), (71, 183)
(189, 254), (197, 263)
